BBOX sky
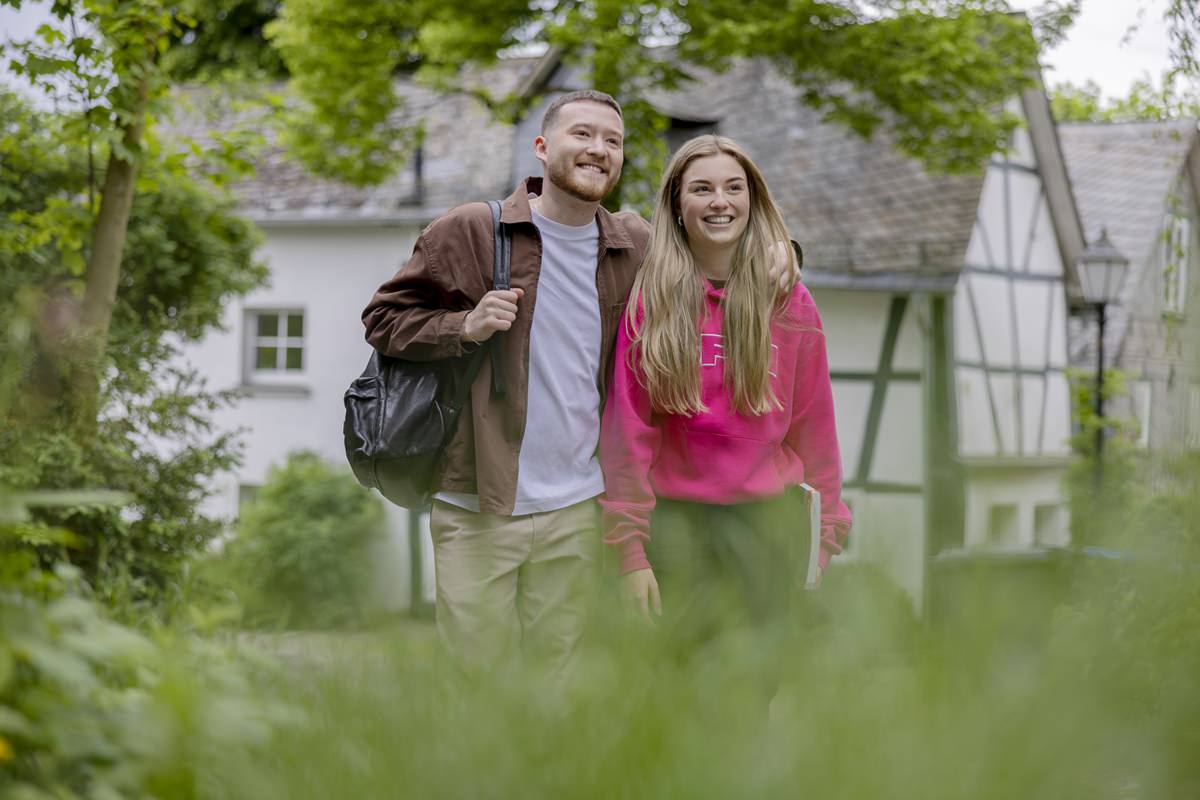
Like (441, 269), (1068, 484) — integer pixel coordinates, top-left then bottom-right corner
(1010, 0), (1176, 94)
(0, 0), (1181, 100)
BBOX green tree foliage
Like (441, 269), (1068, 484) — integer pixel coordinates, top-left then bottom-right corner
(0, 88), (266, 607)
(161, 0), (286, 80)
(1166, 0), (1200, 78)
(263, 0), (1040, 208)
(222, 452), (385, 630)
(1049, 80), (1114, 122)
(0, 0), (272, 434)
(1063, 366), (1143, 549)
(3, 0), (193, 430)
(1051, 72), (1200, 122)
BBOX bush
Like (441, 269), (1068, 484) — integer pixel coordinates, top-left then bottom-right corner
(223, 452), (385, 630)
(1064, 366), (1142, 549)
(0, 535), (294, 799)
(0, 377), (244, 618)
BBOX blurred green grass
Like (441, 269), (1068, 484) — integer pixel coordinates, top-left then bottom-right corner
(205, 531), (1199, 800)
(6, 451), (1199, 798)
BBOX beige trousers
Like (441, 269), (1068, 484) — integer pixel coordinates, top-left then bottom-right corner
(429, 498), (599, 682)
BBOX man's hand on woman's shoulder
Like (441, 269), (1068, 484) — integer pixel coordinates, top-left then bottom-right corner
(768, 240), (802, 294)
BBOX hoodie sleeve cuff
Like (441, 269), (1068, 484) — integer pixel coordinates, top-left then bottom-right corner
(818, 547), (833, 573)
(618, 538), (651, 576)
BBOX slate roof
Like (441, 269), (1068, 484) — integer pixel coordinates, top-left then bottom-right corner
(209, 55), (1033, 292)
(188, 58), (539, 225)
(1059, 120), (1198, 365)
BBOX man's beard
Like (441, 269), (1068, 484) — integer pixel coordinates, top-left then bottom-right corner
(546, 154), (620, 203)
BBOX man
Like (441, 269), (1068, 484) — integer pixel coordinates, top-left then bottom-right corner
(364, 91), (642, 680)
(363, 91), (794, 680)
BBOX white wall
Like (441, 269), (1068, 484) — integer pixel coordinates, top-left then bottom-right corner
(953, 111), (1074, 551)
(813, 287), (929, 610)
(848, 492), (927, 611)
(182, 223), (428, 611)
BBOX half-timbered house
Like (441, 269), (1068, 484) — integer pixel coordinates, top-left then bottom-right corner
(1060, 120), (1200, 455)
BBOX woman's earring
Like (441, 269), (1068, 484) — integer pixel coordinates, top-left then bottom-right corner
(676, 216), (683, 227)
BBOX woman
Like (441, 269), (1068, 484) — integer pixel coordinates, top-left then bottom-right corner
(599, 135), (851, 658)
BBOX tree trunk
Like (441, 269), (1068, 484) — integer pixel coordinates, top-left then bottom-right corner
(71, 75), (151, 431)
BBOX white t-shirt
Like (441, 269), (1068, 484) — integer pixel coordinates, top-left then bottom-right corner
(435, 210), (605, 515)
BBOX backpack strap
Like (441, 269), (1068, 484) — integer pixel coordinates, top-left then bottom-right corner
(488, 200), (512, 396)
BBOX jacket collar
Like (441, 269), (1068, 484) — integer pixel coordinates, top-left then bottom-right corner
(503, 177), (635, 251)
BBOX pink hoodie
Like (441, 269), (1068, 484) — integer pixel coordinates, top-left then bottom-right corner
(599, 279), (852, 576)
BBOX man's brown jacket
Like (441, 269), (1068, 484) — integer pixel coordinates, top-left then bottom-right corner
(362, 178), (651, 515)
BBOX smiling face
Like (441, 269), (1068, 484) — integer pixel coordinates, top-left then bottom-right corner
(677, 152), (751, 253)
(534, 100), (624, 203)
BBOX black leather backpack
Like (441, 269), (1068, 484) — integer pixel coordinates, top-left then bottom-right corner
(343, 200), (511, 508)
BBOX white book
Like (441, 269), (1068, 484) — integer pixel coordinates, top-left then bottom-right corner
(798, 483), (822, 589)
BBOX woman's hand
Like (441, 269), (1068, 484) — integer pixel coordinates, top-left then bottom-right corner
(622, 568), (661, 622)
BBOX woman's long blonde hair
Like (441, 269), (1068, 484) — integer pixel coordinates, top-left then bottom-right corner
(628, 135), (795, 416)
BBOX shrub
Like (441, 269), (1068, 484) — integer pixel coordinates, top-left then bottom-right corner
(223, 452), (385, 630)
(0, 511), (294, 799)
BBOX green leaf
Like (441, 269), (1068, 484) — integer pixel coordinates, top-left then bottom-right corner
(0, 647), (14, 692)
(13, 639), (99, 692)
(35, 24), (66, 45)
(19, 53), (76, 77)
(0, 706), (36, 739)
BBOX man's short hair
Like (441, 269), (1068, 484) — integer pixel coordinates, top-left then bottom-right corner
(540, 90), (623, 134)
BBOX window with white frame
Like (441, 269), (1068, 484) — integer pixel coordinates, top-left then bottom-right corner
(1163, 215), (1190, 316)
(245, 309), (305, 381)
(986, 503), (1020, 548)
(1034, 503), (1068, 548)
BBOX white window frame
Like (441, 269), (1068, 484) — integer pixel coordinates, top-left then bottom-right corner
(1033, 502), (1068, 548)
(244, 308), (307, 387)
(1163, 215), (1190, 316)
(986, 502), (1021, 549)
